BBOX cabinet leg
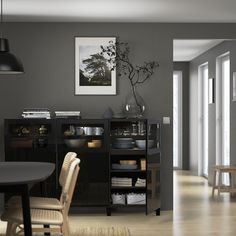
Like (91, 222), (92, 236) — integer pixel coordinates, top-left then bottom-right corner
(106, 207), (111, 216)
(155, 208), (160, 216)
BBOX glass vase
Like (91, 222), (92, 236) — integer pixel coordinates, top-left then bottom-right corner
(124, 85), (145, 118)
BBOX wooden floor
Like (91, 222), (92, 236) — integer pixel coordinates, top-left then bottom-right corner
(1, 170), (236, 235)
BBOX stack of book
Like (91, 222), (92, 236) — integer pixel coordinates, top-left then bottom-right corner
(55, 111), (81, 119)
(111, 177), (132, 187)
(22, 108), (51, 119)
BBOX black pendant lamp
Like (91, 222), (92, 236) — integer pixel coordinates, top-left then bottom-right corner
(0, 0), (24, 74)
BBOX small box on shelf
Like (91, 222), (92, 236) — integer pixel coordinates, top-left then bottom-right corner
(140, 159), (146, 171)
(112, 193), (126, 205)
(127, 193), (146, 205)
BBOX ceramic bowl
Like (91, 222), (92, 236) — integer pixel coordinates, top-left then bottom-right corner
(120, 160), (137, 165)
(64, 139), (86, 148)
(135, 140), (154, 149)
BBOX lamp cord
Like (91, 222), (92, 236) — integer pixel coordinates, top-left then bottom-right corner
(0, 0), (2, 38)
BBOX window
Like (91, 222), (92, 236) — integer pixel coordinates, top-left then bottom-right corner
(173, 71), (182, 169)
(198, 63), (209, 177)
(216, 52), (230, 185)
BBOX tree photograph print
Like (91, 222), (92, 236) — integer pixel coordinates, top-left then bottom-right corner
(75, 37), (116, 95)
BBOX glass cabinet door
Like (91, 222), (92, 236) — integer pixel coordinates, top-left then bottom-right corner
(146, 120), (161, 214)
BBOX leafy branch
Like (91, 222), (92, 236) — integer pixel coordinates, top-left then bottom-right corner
(100, 40), (159, 87)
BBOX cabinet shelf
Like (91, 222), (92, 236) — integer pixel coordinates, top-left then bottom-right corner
(111, 186), (146, 190)
(59, 146), (107, 153)
(6, 134), (53, 138)
(110, 169), (146, 173)
(110, 135), (146, 139)
(110, 204), (145, 207)
(110, 149), (146, 155)
(62, 135), (103, 139)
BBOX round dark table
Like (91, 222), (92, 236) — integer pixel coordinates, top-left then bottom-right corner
(0, 162), (55, 236)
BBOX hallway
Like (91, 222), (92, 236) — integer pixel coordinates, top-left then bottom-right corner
(173, 171), (236, 236)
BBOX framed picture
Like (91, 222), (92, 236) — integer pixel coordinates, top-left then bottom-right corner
(208, 77), (215, 104)
(75, 37), (116, 95)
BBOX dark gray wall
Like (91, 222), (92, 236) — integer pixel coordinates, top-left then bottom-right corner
(1, 23), (236, 211)
(173, 62), (190, 170)
(189, 41), (236, 184)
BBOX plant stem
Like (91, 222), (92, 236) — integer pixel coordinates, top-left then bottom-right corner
(130, 81), (143, 117)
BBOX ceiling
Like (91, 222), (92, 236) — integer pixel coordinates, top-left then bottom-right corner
(2, 0), (236, 22)
(173, 39), (225, 62)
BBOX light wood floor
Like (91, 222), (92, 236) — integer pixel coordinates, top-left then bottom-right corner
(1, 170), (236, 235)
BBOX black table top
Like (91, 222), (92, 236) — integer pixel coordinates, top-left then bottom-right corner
(0, 162), (55, 185)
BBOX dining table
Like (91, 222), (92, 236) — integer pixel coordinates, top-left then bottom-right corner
(0, 162), (55, 236)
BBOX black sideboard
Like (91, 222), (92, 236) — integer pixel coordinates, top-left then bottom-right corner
(4, 118), (161, 215)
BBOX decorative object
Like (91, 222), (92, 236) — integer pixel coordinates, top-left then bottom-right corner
(135, 139), (154, 149)
(75, 37), (116, 95)
(0, 0), (24, 74)
(88, 140), (102, 148)
(103, 107), (114, 119)
(233, 72), (236, 101)
(112, 112), (126, 119)
(124, 85), (145, 117)
(208, 77), (215, 104)
(101, 40), (159, 117)
(38, 125), (48, 135)
(64, 139), (86, 148)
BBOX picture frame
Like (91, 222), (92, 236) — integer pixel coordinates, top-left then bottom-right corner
(75, 37), (116, 95)
(208, 77), (215, 104)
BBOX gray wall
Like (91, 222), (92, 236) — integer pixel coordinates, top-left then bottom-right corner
(173, 62), (190, 170)
(1, 23), (236, 211)
(189, 41), (236, 184)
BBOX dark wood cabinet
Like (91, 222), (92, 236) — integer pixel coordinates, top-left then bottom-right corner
(108, 119), (161, 215)
(55, 119), (109, 207)
(4, 118), (161, 215)
(4, 119), (57, 199)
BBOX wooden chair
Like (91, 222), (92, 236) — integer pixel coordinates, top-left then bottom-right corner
(1, 157), (80, 236)
(7, 152), (77, 210)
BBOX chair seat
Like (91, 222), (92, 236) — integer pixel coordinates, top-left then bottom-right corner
(7, 196), (62, 210)
(1, 208), (63, 225)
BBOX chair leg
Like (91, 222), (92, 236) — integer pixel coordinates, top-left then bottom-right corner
(62, 216), (70, 236)
(6, 222), (13, 236)
(6, 222), (19, 236)
(218, 170), (222, 199)
(212, 169), (217, 197)
(232, 172), (236, 195)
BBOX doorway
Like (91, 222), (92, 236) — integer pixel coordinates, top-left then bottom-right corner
(173, 39), (232, 180)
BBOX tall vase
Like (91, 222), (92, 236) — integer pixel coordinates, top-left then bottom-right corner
(124, 85), (145, 118)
